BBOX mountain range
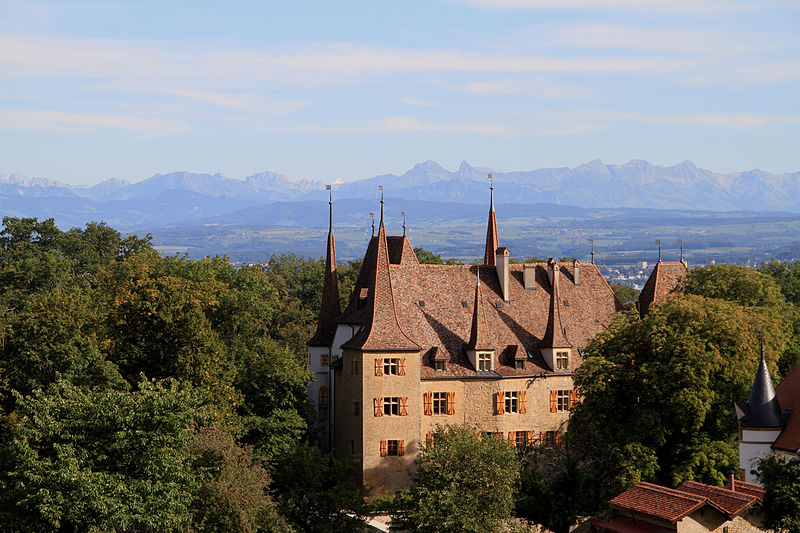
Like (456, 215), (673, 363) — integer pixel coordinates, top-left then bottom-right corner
(2, 159), (800, 231)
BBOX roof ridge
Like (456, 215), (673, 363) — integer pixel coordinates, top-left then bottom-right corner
(637, 482), (705, 503)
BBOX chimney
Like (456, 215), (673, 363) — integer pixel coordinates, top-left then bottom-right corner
(729, 471), (735, 491)
(495, 247), (510, 302)
(573, 259), (580, 287)
(547, 258), (556, 287)
(523, 263), (536, 290)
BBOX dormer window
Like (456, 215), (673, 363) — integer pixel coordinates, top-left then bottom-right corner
(477, 352), (493, 371)
(515, 359), (524, 371)
(555, 351), (569, 370)
(435, 360), (445, 371)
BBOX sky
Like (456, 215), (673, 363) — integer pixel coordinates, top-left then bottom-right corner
(1, 0), (799, 186)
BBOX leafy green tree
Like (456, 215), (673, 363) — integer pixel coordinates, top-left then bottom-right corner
(391, 425), (520, 533)
(187, 427), (289, 533)
(271, 443), (369, 532)
(0, 379), (200, 532)
(264, 253), (326, 317)
(760, 259), (800, 304)
(684, 264), (785, 308)
(611, 282), (639, 307)
(413, 247), (463, 265)
(571, 295), (788, 491)
(756, 453), (800, 533)
(338, 259), (362, 312)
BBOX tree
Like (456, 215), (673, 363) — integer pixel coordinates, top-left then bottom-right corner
(187, 427), (288, 533)
(413, 247), (463, 265)
(571, 295), (789, 492)
(759, 259), (800, 304)
(0, 379), (201, 532)
(271, 443), (369, 532)
(756, 454), (800, 533)
(391, 425), (519, 533)
(610, 282), (639, 307)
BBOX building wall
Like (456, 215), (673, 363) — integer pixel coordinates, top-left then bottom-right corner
(739, 428), (783, 483)
(334, 348), (364, 484)
(360, 349), (422, 493)
(307, 345), (331, 449)
(678, 511), (763, 533)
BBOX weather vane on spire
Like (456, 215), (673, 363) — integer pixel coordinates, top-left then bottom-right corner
(401, 211), (406, 236)
(588, 238), (594, 264)
(677, 239), (683, 262)
(369, 212), (375, 236)
(488, 173), (493, 190)
(655, 239), (661, 262)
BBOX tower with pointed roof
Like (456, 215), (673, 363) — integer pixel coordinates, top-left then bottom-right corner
(735, 340), (793, 483)
(484, 174), (499, 266)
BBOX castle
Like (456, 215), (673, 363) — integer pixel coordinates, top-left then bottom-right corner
(307, 186), (682, 493)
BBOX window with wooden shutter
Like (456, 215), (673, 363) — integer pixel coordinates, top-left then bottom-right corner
(527, 430), (536, 445)
(318, 386), (328, 409)
(549, 390), (557, 413)
(570, 389), (578, 408)
(556, 430), (563, 448)
(508, 431), (516, 447)
(519, 390), (527, 414)
(447, 392), (455, 415)
(399, 397), (408, 416)
(398, 358), (406, 376)
(321, 353), (329, 366)
(423, 392), (433, 416)
(540, 431), (545, 446)
(398, 440), (405, 456)
(375, 358), (383, 376)
(496, 391), (505, 415)
(380, 440), (387, 457)
(426, 433), (433, 447)
(373, 397), (383, 417)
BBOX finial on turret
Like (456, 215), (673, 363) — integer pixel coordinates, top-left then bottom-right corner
(678, 239), (683, 262)
(378, 186), (384, 229)
(369, 212), (375, 236)
(401, 211), (406, 237)
(326, 184), (332, 232)
(488, 173), (495, 212)
(588, 238), (594, 264)
(656, 239), (661, 262)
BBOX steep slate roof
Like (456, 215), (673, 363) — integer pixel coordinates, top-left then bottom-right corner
(541, 261), (572, 349)
(774, 361), (800, 452)
(466, 275), (494, 351)
(484, 187), (499, 266)
(639, 261), (687, 318)
(609, 482), (726, 522)
(308, 197), (341, 346)
(339, 242), (621, 376)
(677, 481), (758, 515)
(340, 207), (420, 352)
(736, 347), (784, 429)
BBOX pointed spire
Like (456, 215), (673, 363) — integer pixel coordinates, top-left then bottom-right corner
(738, 336), (783, 428)
(542, 260), (571, 349)
(467, 267), (494, 350)
(341, 208), (419, 352)
(308, 187), (341, 347)
(484, 174), (499, 267)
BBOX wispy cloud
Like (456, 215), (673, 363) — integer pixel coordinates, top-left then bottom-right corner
(453, 0), (763, 13)
(0, 109), (187, 133)
(531, 110), (800, 130)
(461, 77), (593, 98)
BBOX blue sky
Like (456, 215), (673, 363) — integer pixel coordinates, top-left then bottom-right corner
(2, 0), (799, 185)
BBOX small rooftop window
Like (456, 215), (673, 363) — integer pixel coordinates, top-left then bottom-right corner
(495, 301), (503, 309)
(461, 301), (468, 308)
(419, 300), (425, 307)
(563, 299), (570, 307)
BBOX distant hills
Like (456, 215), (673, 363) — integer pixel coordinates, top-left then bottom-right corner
(2, 160), (800, 231)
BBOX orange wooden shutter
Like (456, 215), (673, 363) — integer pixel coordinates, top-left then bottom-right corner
(570, 389), (578, 408)
(318, 386), (328, 409)
(549, 390), (557, 413)
(423, 392), (432, 416)
(556, 430), (562, 448)
(375, 358), (383, 376)
(373, 397), (383, 417)
(321, 353), (329, 366)
(380, 440), (387, 457)
(540, 431), (545, 446)
(398, 440), (405, 456)
(527, 430), (536, 445)
(519, 390), (527, 414)
(400, 397), (408, 416)
(508, 431), (516, 447)
(426, 433), (433, 447)
(447, 392), (455, 415)
(398, 358), (406, 376)
(496, 392), (505, 415)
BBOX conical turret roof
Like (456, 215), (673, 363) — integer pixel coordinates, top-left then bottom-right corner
(484, 186), (499, 266)
(308, 192), (341, 346)
(736, 342), (783, 428)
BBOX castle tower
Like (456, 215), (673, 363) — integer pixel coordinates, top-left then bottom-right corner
(735, 341), (785, 483)
(484, 176), (499, 267)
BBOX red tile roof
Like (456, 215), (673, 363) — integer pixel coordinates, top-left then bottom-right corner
(467, 277), (494, 351)
(610, 482), (710, 522)
(723, 479), (765, 501)
(341, 222), (420, 352)
(338, 236), (622, 376)
(484, 191), (498, 266)
(639, 261), (687, 318)
(774, 362), (800, 452)
(541, 260), (572, 349)
(677, 480), (757, 515)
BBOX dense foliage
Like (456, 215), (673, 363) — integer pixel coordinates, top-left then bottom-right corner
(391, 425), (520, 533)
(757, 454), (800, 533)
